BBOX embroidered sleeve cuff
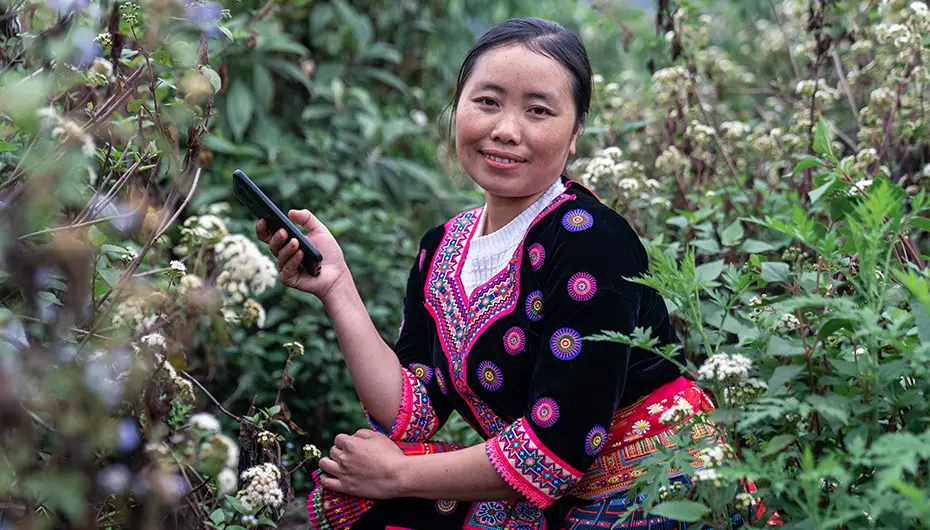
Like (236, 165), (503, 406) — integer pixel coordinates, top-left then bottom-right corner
(364, 367), (440, 442)
(485, 417), (583, 509)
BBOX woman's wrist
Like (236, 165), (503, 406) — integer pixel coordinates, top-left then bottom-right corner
(390, 453), (415, 498)
(319, 266), (357, 309)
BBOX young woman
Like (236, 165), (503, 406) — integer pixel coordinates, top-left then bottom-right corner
(257, 17), (720, 530)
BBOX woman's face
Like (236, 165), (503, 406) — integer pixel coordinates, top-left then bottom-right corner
(454, 44), (580, 200)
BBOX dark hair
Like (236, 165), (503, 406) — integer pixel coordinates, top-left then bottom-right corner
(451, 17), (592, 127)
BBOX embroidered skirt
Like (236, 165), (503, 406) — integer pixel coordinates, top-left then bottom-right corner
(307, 378), (752, 530)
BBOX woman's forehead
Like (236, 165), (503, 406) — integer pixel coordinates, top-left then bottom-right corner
(465, 44), (574, 100)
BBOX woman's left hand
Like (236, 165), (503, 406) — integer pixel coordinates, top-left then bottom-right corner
(318, 429), (408, 499)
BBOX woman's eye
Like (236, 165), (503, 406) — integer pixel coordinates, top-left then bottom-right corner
(529, 106), (552, 116)
(476, 97), (497, 106)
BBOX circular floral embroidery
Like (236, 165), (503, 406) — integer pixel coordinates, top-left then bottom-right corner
(567, 272), (597, 302)
(408, 363), (432, 384)
(504, 326), (526, 355)
(478, 361), (504, 391)
(525, 290), (544, 321)
(631, 419), (651, 436)
(435, 369), (446, 394)
(562, 209), (594, 232)
(531, 397), (560, 428)
(585, 425), (607, 456)
(418, 249), (426, 270)
(436, 499), (458, 515)
(528, 243), (545, 271)
(550, 328), (582, 360)
(474, 502), (507, 525)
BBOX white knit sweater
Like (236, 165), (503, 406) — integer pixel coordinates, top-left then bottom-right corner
(461, 179), (567, 297)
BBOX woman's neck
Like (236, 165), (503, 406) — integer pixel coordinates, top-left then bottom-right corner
(481, 179), (560, 235)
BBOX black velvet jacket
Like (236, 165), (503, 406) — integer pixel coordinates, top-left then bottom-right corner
(362, 178), (682, 528)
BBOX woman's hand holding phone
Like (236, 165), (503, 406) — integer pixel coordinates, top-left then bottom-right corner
(256, 209), (350, 302)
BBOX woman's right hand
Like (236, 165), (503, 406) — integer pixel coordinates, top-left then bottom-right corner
(256, 209), (350, 301)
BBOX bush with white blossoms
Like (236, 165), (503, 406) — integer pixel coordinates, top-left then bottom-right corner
(237, 463), (284, 510)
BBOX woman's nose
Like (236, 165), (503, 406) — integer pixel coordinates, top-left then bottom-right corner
(490, 112), (521, 145)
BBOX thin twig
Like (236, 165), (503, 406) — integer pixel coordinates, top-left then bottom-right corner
(831, 49), (859, 124)
(17, 202), (146, 240)
(16, 314), (113, 340)
(876, 81), (903, 164)
(153, 167), (201, 242)
(769, 0), (801, 80)
(178, 370), (247, 424)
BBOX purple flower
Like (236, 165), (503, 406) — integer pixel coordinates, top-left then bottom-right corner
(118, 417), (141, 453)
(183, 2), (221, 34)
(71, 27), (102, 68)
(98, 464), (131, 493)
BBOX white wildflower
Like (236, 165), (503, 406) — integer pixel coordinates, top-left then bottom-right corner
(694, 467), (723, 486)
(848, 179), (873, 196)
(169, 260), (187, 274)
(240, 299), (266, 329)
(190, 412), (222, 433)
(214, 235), (277, 303)
(720, 121), (751, 139)
(90, 58), (114, 80)
(179, 215), (228, 249)
(215, 433), (239, 468)
(592, 74), (604, 85)
(734, 492), (754, 510)
(699, 445), (727, 468)
(237, 463), (284, 509)
(856, 148), (878, 165)
(284, 341), (305, 356)
(410, 109), (428, 126)
(257, 430), (276, 446)
(140, 333), (166, 350)
(912, 1), (929, 17)
(217, 468), (237, 494)
(722, 378), (768, 406)
(303, 444), (321, 460)
(179, 274), (204, 294)
(658, 398), (695, 425)
(773, 312), (800, 332)
(696, 353), (753, 382)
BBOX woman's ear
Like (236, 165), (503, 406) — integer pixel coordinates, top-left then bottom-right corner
(569, 124), (582, 156)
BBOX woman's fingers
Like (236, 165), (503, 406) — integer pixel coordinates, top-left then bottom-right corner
(281, 250), (303, 279)
(318, 457), (343, 477)
(329, 446), (345, 463)
(276, 239), (299, 271)
(255, 219), (271, 243)
(333, 433), (352, 449)
(319, 474), (344, 493)
(268, 229), (289, 254)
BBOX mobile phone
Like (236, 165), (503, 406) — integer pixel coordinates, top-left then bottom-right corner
(232, 169), (323, 277)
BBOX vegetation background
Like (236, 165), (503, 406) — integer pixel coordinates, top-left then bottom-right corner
(0, 0), (929, 528)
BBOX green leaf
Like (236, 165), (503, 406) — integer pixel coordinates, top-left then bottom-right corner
(355, 66), (408, 94)
(332, 0), (372, 47)
(695, 259), (725, 286)
(0, 141), (18, 152)
(741, 239), (783, 253)
(256, 518), (277, 527)
(252, 64), (275, 112)
(809, 177), (836, 204)
(268, 404), (281, 415)
(88, 225), (106, 246)
(224, 495), (252, 515)
(126, 99), (144, 114)
(227, 80), (255, 141)
(913, 297), (930, 346)
(217, 25), (233, 42)
(765, 365), (804, 396)
(763, 434), (797, 456)
(202, 66), (222, 94)
(649, 500), (710, 522)
(767, 335), (805, 356)
(813, 118), (832, 156)
(817, 318), (855, 341)
(209, 508), (225, 525)
(792, 156), (823, 175)
(98, 268), (122, 289)
(911, 217), (930, 233)
(357, 42), (402, 64)
(720, 220), (744, 247)
(761, 261), (790, 283)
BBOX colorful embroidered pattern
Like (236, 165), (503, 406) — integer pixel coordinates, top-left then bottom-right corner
(470, 501), (507, 526)
(408, 363), (432, 384)
(435, 369), (447, 394)
(567, 272), (597, 302)
(418, 249), (426, 271)
(487, 417), (583, 509)
(585, 425), (607, 456)
(562, 209), (593, 232)
(550, 327), (582, 360)
(370, 368), (439, 442)
(478, 360), (504, 391)
(528, 243), (545, 271)
(525, 290), (544, 322)
(504, 326), (526, 355)
(423, 195), (572, 437)
(531, 397), (560, 428)
(436, 499), (458, 515)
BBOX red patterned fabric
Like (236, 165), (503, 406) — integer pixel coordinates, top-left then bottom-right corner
(364, 367), (441, 442)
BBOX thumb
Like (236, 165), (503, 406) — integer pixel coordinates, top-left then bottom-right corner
(288, 209), (317, 231)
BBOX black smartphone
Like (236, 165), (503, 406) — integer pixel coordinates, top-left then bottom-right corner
(232, 169), (323, 277)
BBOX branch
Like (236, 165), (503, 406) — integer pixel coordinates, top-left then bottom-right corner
(17, 202), (146, 240)
(769, 0), (801, 80)
(831, 49), (859, 124)
(179, 369), (247, 424)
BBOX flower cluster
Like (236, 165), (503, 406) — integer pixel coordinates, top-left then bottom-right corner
(175, 214), (229, 255)
(696, 353), (753, 383)
(257, 430), (276, 446)
(190, 412), (221, 433)
(284, 341), (305, 356)
(303, 444), (322, 460)
(214, 234), (277, 304)
(772, 312), (800, 332)
(237, 463), (284, 509)
(37, 107), (96, 157)
(573, 147), (669, 209)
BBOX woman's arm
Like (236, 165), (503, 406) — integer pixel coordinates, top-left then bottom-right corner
(318, 430), (521, 501)
(395, 443), (521, 501)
